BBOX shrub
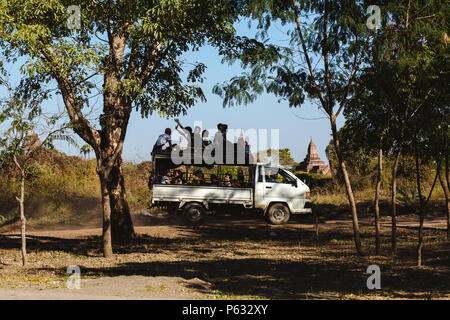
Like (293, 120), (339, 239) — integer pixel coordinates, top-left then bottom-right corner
(293, 171), (333, 190)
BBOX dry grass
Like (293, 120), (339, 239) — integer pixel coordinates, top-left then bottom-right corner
(0, 149), (448, 299)
(0, 213), (449, 299)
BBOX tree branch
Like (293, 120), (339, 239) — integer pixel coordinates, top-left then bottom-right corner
(336, 35), (365, 118)
(323, 0), (332, 111)
(40, 47), (100, 150)
(291, 0), (327, 111)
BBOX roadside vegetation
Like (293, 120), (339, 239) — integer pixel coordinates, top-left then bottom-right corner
(0, 0), (448, 299)
(0, 147), (448, 299)
(0, 149), (151, 228)
(0, 147), (445, 229)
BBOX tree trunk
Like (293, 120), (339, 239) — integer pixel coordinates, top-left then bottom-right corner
(13, 155), (27, 267)
(100, 56), (135, 244)
(445, 154), (450, 238)
(438, 173), (450, 239)
(108, 156), (135, 244)
(446, 153), (449, 197)
(374, 136), (383, 255)
(95, 138), (135, 253)
(414, 140), (424, 267)
(49, 30), (135, 255)
(417, 208), (424, 267)
(414, 143), (441, 266)
(19, 169), (27, 266)
(330, 116), (363, 255)
(314, 208), (319, 240)
(99, 171), (113, 258)
(391, 148), (402, 255)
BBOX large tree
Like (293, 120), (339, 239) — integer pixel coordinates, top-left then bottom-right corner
(372, 0), (448, 256)
(344, 0), (448, 261)
(370, 1), (447, 263)
(214, 0), (373, 254)
(0, 76), (71, 266)
(343, 74), (394, 255)
(0, 0), (244, 257)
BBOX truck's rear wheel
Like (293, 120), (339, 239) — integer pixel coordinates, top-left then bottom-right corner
(266, 203), (290, 225)
(182, 203), (206, 225)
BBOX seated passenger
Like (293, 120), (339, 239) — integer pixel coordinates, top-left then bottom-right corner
(152, 128), (173, 153)
(210, 174), (219, 186)
(222, 173), (232, 187)
(192, 170), (206, 185)
(173, 178), (183, 185)
(266, 171), (281, 183)
(148, 173), (161, 189)
(232, 169), (246, 187)
(161, 171), (172, 184)
(173, 170), (184, 184)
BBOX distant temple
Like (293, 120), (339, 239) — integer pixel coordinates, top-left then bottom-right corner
(22, 131), (42, 155)
(297, 137), (330, 175)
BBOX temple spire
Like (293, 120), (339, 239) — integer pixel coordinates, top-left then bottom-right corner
(297, 137), (329, 175)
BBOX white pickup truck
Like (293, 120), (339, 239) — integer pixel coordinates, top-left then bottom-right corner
(151, 157), (312, 225)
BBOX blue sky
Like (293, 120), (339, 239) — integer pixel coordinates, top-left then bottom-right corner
(2, 18), (344, 165)
(120, 45), (339, 164)
(116, 20), (343, 164)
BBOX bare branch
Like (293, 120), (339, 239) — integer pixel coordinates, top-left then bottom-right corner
(291, 0), (327, 111)
(40, 46), (100, 150)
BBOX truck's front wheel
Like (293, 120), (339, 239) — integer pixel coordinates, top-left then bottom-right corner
(182, 203), (206, 225)
(266, 203), (290, 225)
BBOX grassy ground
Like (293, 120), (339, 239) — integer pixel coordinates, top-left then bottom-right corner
(0, 212), (449, 299)
(0, 149), (448, 299)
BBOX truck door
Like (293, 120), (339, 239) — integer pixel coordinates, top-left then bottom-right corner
(254, 165), (268, 210)
(263, 167), (305, 211)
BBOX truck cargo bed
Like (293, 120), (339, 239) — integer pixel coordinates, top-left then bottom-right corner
(152, 184), (253, 206)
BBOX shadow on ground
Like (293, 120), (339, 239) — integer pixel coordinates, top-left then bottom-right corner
(1, 215), (449, 299)
(28, 252), (450, 299)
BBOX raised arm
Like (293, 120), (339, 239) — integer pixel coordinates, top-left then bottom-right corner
(174, 119), (188, 138)
(175, 126), (187, 139)
(174, 118), (184, 130)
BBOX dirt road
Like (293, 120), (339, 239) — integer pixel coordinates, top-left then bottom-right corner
(1, 212), (449, 300)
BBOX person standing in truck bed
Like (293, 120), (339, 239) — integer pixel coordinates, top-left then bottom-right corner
(152, 128), (173, 153)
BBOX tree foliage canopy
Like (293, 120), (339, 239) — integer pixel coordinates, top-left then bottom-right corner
(0, 0), (247, 120)
(214, 0), (371, 113)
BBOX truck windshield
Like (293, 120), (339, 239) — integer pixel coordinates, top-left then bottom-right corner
(264, 167), (297, 184)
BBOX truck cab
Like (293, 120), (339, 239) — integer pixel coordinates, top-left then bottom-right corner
(254, 164), (312, 223)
